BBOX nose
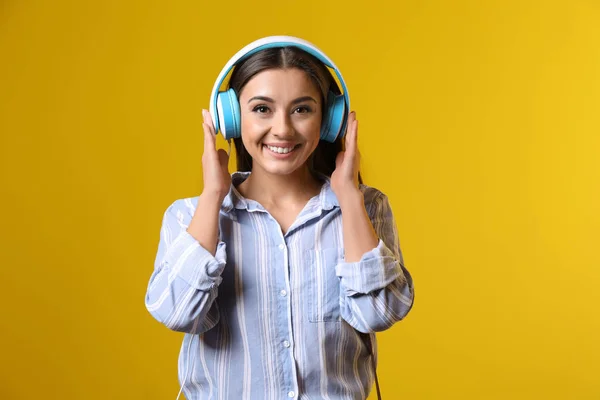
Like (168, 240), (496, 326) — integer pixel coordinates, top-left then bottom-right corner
(271, 110), (294, 137)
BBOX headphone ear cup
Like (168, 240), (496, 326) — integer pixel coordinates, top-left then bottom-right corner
(216, 88), (241, 140)
(320, 92), (347, 143)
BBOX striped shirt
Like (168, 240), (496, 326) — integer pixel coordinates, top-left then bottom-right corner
(145, 172), (415, 400)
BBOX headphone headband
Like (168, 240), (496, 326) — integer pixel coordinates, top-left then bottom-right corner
(209, 36), (350, 137)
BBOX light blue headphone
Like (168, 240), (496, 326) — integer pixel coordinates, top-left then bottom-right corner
(209, 36), (351, 143)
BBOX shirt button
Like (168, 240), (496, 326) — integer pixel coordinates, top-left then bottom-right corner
(280, 290), (287, 297)
(278, 244), (285, 250)
(283, 340), (290, 348)
(288, 391), (295, 398)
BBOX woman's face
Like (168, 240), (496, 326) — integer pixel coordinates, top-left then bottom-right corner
(238, 68), (322, 177)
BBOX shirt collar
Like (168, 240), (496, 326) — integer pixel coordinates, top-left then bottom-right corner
(220, 172), (250, 214)
(316, 173), (340, 211)
(220, 171), (340, 215)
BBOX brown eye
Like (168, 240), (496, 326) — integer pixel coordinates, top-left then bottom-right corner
(253, 105), (270, 114)
(294, 106), (312, 114)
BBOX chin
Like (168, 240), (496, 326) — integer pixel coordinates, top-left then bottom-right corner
(249, 153), (309, 175)
(260, 162), (306, 176)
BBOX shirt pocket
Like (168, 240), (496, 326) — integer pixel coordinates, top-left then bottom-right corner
(305, 247), (344, 323)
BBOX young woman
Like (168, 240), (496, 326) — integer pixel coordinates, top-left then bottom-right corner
(145, 36), (415, 400)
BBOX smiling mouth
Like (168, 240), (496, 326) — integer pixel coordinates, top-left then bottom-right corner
(263, 144), (301, 155)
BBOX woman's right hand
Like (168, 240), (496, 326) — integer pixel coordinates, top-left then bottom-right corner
(201, 109), (231, 201)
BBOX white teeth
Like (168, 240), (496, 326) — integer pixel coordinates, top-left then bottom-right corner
(266, 145), (295, 154)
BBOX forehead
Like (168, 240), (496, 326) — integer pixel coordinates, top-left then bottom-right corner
(239, 68), (320, 100)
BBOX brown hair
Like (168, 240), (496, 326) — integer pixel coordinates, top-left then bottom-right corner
(227, 46), (363, 184)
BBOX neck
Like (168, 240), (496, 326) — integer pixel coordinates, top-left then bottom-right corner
(238, 165), (322, 207)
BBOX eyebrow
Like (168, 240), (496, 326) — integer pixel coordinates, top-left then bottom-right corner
(247, 96), (318, 105)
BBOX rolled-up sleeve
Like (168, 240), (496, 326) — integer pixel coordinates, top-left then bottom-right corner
(168, 230), (227, 291)
(336, 239), (403, 295)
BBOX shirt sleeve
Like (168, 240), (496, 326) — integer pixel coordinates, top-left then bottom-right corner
(144, 199), (227, 333)
(335, 238), (403, 295)
(336, 189), (415, 333)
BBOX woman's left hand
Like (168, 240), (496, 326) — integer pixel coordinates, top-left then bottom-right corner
(331, 111), (361, 199)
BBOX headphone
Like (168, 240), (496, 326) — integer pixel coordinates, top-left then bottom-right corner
(208, 36), (351, 143)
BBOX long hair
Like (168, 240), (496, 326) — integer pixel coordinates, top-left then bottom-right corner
(226, 46), (363, 184)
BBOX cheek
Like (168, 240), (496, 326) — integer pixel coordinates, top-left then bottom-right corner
(240, 111), (252, 131)
(294, 112), (322, 138)
(240, 114), (264, 142)
(305, 118), (322, 142)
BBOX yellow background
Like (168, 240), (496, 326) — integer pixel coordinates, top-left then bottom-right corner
(1, 0), (599, 399)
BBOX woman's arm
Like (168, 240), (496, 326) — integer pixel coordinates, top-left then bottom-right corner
(145, 109), (231, 333)
(187, 192), (224, 255)
(338, 189), (379, 262)
(330, 112), (415, 333)
(337, 188), (415, 333)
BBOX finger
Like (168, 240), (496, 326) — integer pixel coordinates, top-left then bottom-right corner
(202, 110), (217, 150)
(354, 122), (361, 176)
(203, 109), (217, 135)
(203, 122), (217, 152)
(344, 111), (356, 138)
(345, 117), (358, 158)
(345, 112), (356, 142)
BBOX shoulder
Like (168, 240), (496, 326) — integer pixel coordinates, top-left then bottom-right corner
(357, 184), (395, 219)
(161, 196), (200, 224)
(359, 184), (388, 205)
